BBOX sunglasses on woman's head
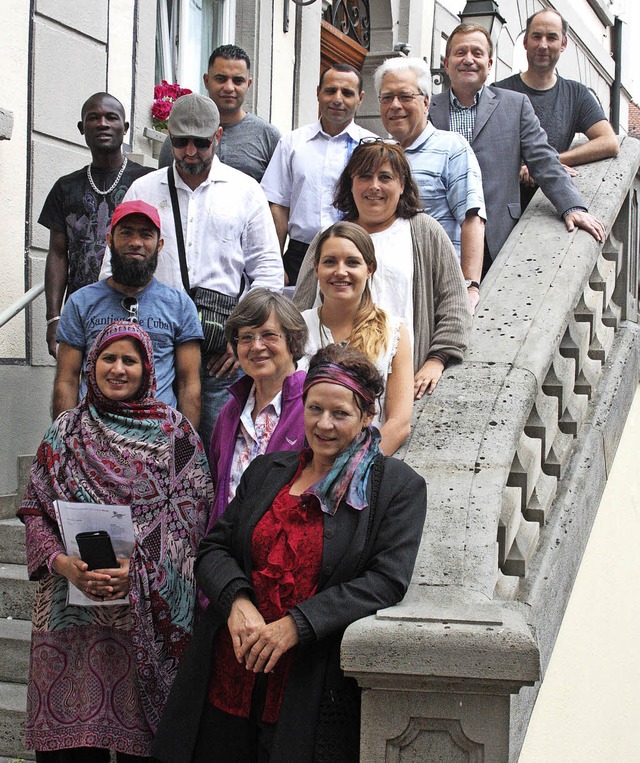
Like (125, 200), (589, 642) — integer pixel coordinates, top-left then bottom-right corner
(121, 297), (139, 323)
(170, 136), (214, 150)
(358, 137), (400, 146)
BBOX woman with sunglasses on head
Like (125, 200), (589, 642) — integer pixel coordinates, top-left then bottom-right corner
(18, 321), (213, 762)
(294, 139), (471, 399)
(299, 221), (413, 455)
(205, 288), (308, 531)
(153, 343), (426, 763)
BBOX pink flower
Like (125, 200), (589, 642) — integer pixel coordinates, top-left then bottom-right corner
(151, 80), (193, 130)
(152, 100), (172, 121)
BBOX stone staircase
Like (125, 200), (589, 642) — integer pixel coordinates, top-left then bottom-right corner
(0, 457), (35, 762)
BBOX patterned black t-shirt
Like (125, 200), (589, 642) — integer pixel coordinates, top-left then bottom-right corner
(39, 160), (153, 294)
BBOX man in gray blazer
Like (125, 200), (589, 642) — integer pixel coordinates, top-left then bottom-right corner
(429, 23), (605, 272)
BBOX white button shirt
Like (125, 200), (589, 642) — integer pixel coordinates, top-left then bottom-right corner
(261, 119), (377, 244)
(100, 156), (283, 295)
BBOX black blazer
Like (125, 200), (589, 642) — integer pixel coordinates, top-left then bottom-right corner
(152, 450), (427, 763)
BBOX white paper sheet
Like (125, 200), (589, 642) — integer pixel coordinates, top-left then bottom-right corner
(53, 500), (135, 607)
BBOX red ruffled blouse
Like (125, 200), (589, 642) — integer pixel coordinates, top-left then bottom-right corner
(208, 465), (324, 723)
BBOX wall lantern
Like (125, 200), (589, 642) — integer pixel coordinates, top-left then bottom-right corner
(458, 0), (506, 48)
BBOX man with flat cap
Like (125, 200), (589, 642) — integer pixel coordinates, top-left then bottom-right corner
(54, 200), (203, 425)
(100, 93), (283, 448)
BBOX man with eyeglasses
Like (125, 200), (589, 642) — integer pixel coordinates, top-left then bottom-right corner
(374, 57), (486, 311)
(53, 200), (203, 424)
(261, 64), (377, 286)
(100, 93), (283, 451)
(158, 44), (281, 183)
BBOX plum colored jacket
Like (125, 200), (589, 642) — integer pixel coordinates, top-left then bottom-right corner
(206, 369), (306, 530)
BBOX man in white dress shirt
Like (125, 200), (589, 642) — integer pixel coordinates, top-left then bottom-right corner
(100, 93), (283, 449)
(261, 64), (376, 285)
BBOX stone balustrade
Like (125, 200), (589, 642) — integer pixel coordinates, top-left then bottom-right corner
(342, 136), (640, 761)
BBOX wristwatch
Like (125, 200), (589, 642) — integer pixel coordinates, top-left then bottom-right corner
(464, 279), (480, 290)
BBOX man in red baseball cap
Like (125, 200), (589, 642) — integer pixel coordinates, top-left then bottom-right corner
(52, 200), (204, 426)
(109, 199), (162, 233)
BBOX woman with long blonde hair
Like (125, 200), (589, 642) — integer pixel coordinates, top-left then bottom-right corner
(299, 221), (413, 455)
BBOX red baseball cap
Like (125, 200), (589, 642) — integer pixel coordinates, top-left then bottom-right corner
(110, 200), (162, 234)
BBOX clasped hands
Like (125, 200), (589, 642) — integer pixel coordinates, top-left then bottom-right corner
(53, 552), (129, 601)
(228, 594), (299, 674)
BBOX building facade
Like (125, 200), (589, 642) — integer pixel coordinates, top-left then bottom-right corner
(0, 2), (637, 757)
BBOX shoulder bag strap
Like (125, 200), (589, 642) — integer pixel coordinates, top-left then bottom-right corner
(167, 165), (191, 293)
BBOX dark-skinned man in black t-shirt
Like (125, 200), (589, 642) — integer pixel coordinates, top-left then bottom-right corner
(40, 92), (152, 357)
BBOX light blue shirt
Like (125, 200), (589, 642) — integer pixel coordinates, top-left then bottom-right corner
(261, 119), (376, 244)
(404, 122), (486, 257)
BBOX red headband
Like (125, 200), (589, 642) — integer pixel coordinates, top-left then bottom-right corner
(303, 362), (376, 414)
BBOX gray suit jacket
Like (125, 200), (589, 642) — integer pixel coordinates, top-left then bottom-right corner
(429, 87), (585, 260)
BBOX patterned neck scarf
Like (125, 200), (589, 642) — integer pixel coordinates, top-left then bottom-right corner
(302, 426), (381, 516)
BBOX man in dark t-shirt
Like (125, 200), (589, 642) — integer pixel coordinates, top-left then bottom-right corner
(40, 92), (152, 357)
(494, 8), (618, 208)
(157, 45), (280, 182)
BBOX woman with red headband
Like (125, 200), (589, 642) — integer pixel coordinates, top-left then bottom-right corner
(153, 343), (427, 763)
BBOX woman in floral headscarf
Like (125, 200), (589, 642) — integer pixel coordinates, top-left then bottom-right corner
(18, 321), (213, 762)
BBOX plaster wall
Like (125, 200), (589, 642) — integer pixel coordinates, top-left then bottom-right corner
(269, 0), (302, 133)
(107, 0), (135, 142)
(0, 0), (30, 360)
(520, 386), (640, 761)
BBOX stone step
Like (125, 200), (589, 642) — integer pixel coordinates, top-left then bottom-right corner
(0, 566), (33, 621)
(0, 681), (33, 760)
(0, 520), (26, 565)
(0, 619), (30, 684)
(0, 456), (34, 522)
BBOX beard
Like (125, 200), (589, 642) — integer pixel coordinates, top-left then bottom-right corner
(175, 154), (214, 176)
(110, 241), (159, 287)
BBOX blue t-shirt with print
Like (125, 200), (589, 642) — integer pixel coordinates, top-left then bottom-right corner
(57, 278), (203, 406)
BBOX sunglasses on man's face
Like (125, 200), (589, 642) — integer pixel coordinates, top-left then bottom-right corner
(170, 136), (214, 150)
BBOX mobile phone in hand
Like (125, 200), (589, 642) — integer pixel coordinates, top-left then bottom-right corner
(75, 530), (118, 571)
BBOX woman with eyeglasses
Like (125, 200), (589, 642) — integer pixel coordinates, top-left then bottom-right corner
(152, 343), (426, 763)
(204, 288), (308, 530)
(18, 321), (213, 762)
(299, 221), (413, 455)
(294, 139), (471, 398)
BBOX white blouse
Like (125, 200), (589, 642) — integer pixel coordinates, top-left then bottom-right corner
(299, 308), (402, 428)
